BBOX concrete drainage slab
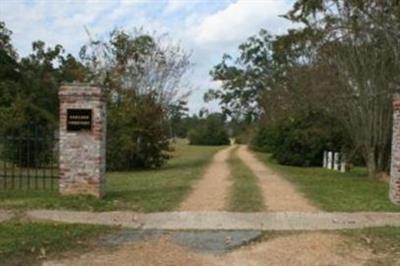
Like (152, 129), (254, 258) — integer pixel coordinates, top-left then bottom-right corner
(27, 210), (400, 231)
(97, 229), (263, 255)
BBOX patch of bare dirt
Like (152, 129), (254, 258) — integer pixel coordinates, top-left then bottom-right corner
(43, 232), (381, 266)
(179, 146), (234, 211)
(0, 210), (14, 222)
(236, 145), (318, 212)
(43, 237), (211, 266)
(214, 232), (378, 266)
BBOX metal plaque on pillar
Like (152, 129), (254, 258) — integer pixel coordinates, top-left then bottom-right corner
(67, 109), (92, 131)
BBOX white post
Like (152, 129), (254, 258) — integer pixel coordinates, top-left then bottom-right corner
(327, 151), (333, 170)
(325, 151), (330, 168)
(340, 153), (346, 173)
(334, 152), (340, 171)
(323, 151), (327, 168)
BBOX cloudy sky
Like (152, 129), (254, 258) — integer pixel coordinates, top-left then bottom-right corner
(1, 0), (295, 113)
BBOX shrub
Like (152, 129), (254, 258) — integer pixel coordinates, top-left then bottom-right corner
(251, 111), (348, 166)
(232, 126), (254, 145)
(188, 113), (230, 146)
(106, 92), (170, 170)
(0, 100), (57, 168)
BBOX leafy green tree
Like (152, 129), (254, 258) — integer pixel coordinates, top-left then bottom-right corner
(0, 22), (22, 124)
(252, 111), (348, 166)
(208, 1), (400, 175)
(188, 113), (230, 146)
(285, 0), (400, 177)
(206, 29), (275, 121)
(207, 26), (354, 166)
(81, 29), (192, 169)
(107, 91), (170, 169)
(0, 22), (87, 166)
(59, 54), (88, 82)
(168, 100), (189, 138)
(172, 115), (201, 138)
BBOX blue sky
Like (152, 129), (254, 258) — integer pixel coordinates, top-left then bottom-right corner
(1, 0), (295, 114)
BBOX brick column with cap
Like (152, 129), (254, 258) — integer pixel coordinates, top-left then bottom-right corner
(390, 94), (400, 205)
(59, 83), (106, 198)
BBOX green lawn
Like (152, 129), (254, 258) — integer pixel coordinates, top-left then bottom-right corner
(0, 140), (223, 212)
(0, 222), (112, 266)
(228, 148), (265, 212)
(255, 153), (400, 212)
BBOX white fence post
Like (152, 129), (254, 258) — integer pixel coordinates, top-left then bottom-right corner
(327, 151), (333, 170)
(323, 151), (327, 168)
(334, 152), (340, 171)
(340, 153), (346, 173)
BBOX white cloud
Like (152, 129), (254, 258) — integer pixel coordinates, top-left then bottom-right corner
(1, 0), (115, 56)
(192, 0), (292, 47)
(165, 0), (198, 13)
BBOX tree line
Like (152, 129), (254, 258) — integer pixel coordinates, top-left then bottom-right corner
(207, 0), (400, 178)
(0, 21), (231, 170)
(0, 22), (197, 170)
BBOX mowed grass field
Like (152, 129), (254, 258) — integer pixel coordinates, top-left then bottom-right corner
(254, 152), (400, 262)
(0, 222), (113, 266)
(255, 152), (400, 212)
(0, 140), (223, 212)
(228, 148), (265, 212)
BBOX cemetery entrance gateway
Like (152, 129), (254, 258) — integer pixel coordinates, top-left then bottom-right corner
(1, 84), (398, 204)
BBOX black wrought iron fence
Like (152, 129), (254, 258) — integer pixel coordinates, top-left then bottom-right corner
(0, 126), (59, 190)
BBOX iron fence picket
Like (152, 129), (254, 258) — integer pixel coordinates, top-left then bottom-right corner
(0, 125), (59, 191)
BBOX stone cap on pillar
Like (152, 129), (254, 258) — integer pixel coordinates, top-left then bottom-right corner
(59, 82), (105, 101)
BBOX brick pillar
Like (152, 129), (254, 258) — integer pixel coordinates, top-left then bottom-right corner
(59, 83), (106, 198)
(390, 94), (400, 205)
